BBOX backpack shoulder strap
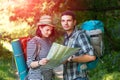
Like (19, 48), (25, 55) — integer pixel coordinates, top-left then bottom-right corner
(32, 37), (41, 60)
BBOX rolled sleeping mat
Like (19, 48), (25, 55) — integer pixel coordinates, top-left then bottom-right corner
(11, 39), (28, 80)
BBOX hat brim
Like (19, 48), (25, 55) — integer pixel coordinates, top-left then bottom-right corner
(37, 23), (55, 27)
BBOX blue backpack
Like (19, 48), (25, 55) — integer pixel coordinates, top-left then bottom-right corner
(78, 20), (104, 70)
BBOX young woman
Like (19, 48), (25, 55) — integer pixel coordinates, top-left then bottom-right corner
(26, 15), (55, 80)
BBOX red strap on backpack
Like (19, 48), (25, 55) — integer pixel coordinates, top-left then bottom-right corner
(19, 36), (31, 61)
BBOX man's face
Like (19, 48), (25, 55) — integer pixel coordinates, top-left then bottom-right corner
(61, 15), (76, 32)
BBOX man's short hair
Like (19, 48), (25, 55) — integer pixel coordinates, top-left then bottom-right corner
(61, 10), (76, 20)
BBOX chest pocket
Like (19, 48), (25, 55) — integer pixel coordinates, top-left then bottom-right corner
(67, 33), (81, 48)
(67, 38), (74, 47)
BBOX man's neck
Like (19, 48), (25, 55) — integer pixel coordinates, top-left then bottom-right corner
(66, 27), (76, 36)
(66, 30), (74, 36)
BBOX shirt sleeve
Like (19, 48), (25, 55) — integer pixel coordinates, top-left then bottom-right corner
(78, 32), (94, 56)
(26, 38), (37, 68)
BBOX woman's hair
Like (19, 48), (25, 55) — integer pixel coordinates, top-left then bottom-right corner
(36, 25), (55, 42)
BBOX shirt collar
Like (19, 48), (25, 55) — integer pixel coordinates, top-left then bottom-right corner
(64, 27), (78, 39)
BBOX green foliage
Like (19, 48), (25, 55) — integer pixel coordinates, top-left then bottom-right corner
(103, 72), (120, 80)
(0, 48), (17, 80)
(89, 51), (120, 80)
(0, 58), (17, 80)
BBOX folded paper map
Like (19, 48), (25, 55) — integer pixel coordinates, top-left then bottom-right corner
(41, 42), (80, 69)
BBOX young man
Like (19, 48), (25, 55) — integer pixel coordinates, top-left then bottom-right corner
(61, 10), (96, 80)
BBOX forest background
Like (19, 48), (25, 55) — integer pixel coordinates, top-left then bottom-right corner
(0, 0), (120, 80)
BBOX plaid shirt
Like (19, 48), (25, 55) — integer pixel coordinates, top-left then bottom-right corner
(63, 28), (94, 80)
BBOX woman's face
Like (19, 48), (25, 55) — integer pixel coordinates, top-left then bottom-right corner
(39, 25), (53, 38)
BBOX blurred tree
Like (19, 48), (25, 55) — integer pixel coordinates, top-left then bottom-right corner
(0, 0), (120, 49)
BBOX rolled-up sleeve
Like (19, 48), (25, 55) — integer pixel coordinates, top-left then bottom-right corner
(26, 38), (36, 68)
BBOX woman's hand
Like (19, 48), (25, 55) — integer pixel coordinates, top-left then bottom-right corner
(39, 58), (49, 66)
(30, 58), (49, 68)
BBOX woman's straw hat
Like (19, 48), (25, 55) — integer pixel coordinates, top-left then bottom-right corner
(37, 15), (54, 27)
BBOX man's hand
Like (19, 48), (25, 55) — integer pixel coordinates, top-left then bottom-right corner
(67, 56), (73, 62)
